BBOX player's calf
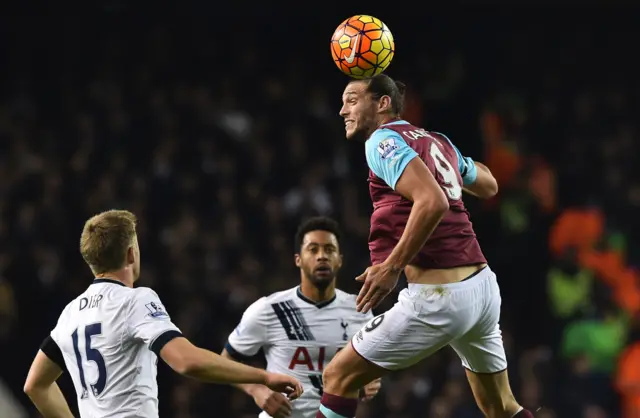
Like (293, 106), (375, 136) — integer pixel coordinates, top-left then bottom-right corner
(316, 343), (386, 418)
(464, 368), (528, 418)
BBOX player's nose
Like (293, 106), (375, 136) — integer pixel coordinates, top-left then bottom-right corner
(339, 104), (348, 117)
(316, 251), (329, 262)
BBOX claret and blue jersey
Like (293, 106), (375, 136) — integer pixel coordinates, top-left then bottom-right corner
(364, 119), (487, 269)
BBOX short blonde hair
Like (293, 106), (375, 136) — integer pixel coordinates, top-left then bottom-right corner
(80, 210), (137, 274)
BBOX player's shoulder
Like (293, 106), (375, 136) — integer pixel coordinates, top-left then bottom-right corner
(332, 289), (359, 307)
(55, 296), (80, 327)
(130, 286), (161, 301)
(262, 286), (298, 305)
(428, 130), (455, 146)
(367, 120), (421, 154)
(334, 289), (374, 319)
(367, 125), (407, 147)
(366, 131), (408, 164)
(334, 288), (356, 300)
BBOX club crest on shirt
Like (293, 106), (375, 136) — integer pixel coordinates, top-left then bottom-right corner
(145, 301), (169, 319)
(377, 137), (399, 160)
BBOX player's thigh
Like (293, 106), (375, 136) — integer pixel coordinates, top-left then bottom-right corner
(449, 268), (507, 374)
(350, 289), (454, 372)
(449, 322), (507, 375)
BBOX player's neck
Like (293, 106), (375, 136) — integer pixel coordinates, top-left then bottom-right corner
(299, 280), (336, 304)
(377, 115), (401, 128)
(94, 272), (134, 288)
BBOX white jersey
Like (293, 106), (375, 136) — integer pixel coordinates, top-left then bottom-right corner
(226, 286), (373, 418)
(44, 279), (181, 418)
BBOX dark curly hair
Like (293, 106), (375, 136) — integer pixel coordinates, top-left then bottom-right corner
(294, 217), (342, 252)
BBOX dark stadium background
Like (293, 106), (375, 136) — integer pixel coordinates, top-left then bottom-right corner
(1, 3), (639, 417)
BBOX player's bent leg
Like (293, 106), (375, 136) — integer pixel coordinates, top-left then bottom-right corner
(316, 343), (387, 418)
(318, 289), (455, 418)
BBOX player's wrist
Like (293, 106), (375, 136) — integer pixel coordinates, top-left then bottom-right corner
(382, 259), (404, 273)
(256, 369), (270, 386)
(245, 382), (266, 397)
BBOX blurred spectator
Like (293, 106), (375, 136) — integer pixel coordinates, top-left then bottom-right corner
(616, 317), (640, 418)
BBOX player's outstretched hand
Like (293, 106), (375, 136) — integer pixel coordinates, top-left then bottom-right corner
(252, 386), (293, 418)
(360, 378), (382, 401)
(264, 372), (304, 401)
(356, 263), (401, 313)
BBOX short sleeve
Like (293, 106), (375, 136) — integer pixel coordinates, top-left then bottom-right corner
(40, 335), (65, 369)
(436, 132), (478, 185)
(226, 297), (268, 359)
(365, 129), (419, 189)
(127, 287), (182, 355)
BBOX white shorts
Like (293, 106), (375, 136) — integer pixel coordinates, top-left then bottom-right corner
(351, 266), (507, 373)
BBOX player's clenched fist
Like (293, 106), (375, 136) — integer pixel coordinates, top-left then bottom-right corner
(252, 386), (294, 418)
(264, 372), (304, 400)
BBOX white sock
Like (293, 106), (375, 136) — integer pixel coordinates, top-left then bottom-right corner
(511, 406), (524, 417)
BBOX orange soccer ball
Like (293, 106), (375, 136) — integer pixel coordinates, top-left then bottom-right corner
(330, 15), (395, 79)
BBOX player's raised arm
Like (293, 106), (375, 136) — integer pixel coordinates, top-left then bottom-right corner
(24, 349), (74, 418)
(462, 161), (498, 199)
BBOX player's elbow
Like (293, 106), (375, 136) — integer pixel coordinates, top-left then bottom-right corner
(169, 356), (198, 376)
(23, 379), (43, 397)
(435, 193), (450, 214)
(473, 163), (498, 198)
(416, 189), (449, 216)
(23, 381), (35, 396)
(482, 178), (499, 199)
(432, 188), (450, 214)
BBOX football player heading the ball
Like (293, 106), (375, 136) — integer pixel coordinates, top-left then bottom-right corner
(317, 53), (536, 418)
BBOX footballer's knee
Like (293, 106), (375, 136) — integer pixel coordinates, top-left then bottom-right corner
(322, 350), (354, 395)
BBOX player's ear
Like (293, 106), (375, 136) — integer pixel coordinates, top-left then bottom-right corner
(338, 253), (343, 269)
(127, 246), (135, 265)
(378, 95), (392, 113)
(294, 254), (302, 268)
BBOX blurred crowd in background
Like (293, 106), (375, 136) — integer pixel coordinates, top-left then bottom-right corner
(1, 5), (639, 418)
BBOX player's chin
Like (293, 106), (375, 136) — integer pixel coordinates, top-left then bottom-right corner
(311, 271), (335, 287)
(345, 124), (358, 140)
(344, 129), (354, 140)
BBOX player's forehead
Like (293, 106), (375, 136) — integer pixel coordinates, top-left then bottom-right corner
(302, 230), (339, 247)
(342, 81), (367, 100)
